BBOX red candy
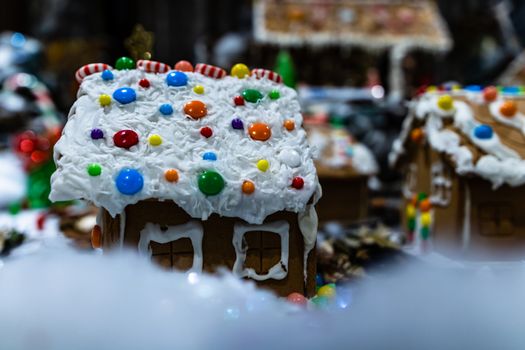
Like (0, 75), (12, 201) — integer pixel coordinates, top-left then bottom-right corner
(291, 177), (304, 189)
(287, 292), (307, 306)
(233, 95), (245, 106)
(139, 79), (150, 88)
(174, 60), (194, 72)
(200, 127), (213, 138)
(113, 130), (139, 149)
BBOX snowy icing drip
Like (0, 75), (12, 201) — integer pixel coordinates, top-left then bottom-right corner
(390, 90), (525, 188)
(232, 220), (289, 281)
(138, 221), (204, 273)
(50, 69), (319, 226)
(430, 161), (452, 206)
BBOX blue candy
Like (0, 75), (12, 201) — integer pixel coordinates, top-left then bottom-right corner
(116, 168), (144, 195)
(464, 85), (482, 92)
(502, 86), (520, 94)
(203, 152), (217, 161)
(474, 125), (493, 139)
(101, 70), (114, 81)
(166, 71), (188, 87)
(113, 87), (136, 104)
(159, 103), (173, 115)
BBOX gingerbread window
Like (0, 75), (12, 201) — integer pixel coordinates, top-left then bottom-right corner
(478, 203), (514, 236)
(430, 161), (452, 206)
(232, 221), (289, 281)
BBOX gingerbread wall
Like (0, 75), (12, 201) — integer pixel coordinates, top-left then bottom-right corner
(102, 200), (316, 297)
(316, 176), (368, 223)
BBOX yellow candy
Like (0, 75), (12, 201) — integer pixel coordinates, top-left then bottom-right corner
(193, 85), (204, 94)
(148, 134), (162, 146)
(231, 63), (250, 79)
(406, 204), (416, 218)
(99, 94), (111, 106)
(256, 159), (269, 172)
(421, 212), (432, 227)
(452, 84), (462, 91)
(437, 95), (454, 110)
(317, 285), (336, 298)
(426, 85), (437, 92)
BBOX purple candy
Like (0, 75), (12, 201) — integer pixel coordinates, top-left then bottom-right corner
(91, 128), (104, 139)
(231, 118), (244, 130)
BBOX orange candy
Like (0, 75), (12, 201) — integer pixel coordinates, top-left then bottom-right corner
(242, 180), (255, 194)
(248, 122), (272, 141)
(410, 194), (418, 206)
(283, 119), (295, 131)
(410, 128), (424, 143)
(91, 225), (102, 249)
(500, 100), (518, 118)
(165, 169), (179, 182)
(184, 100), (207, 119)
(419, 199), (432, 212)
(174, 60), (194, 72)
(483, 86), (498, 102)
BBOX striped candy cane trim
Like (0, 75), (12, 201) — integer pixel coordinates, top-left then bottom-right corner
(251, 69), (283, 84)
(137, 60), (171, 73)
(195, 63), (227, 79)
(75, 63), (112, 83)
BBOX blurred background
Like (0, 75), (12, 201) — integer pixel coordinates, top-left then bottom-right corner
(2, 0), (525, 265)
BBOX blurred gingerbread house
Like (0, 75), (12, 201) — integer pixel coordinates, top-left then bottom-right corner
(50, 59), (321, 296)
(254, 0), (452, 98)
(390, 87), (525, 260)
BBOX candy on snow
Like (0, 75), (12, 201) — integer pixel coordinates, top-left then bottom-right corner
(113, 87), (136, 104)
(203, 152), (217, 161)
(421, 212), (432, 227)
(268, 89), (280, 100)
(87, 163), (102, 176)
(233, 95), (245, 106)
(437, 95), (453, 110)
(195, 63), (226, 79)
(75, 63), (112, 83)
(256, 159), (269, 172)
(198, 170), (225, 196)
(193, 85), (204, 94)
(174, 60), (194, 72)
(148, 134), (162, 146)
(113, 130), (139, 149)
(483, 86), (498, 102)
(251, 68), (283, 83)
(139, 79), (150, 88)
(116, 168), (144, 195)
(242, 89), (263, 103)
(287, 292), (307, 306)
(99, 94), (111, 106)
(283, 119), (295, 131)
(200, 127), (213, 138)
(136, 59), (171, 73)
(115, 57), (135, 70)
(166, 71), (188, 87)
(101, 70), (114, 81)
(317, 284), (336, 298)
(420, 198), (432, 212)
(184, 100), (207, 119)
(230, 63), (250, 79)
(248, 123), (271, 141)
(164, 169), (179, 183)
(500, 100), (517, 117)
(291, 176), (304, 189)
(473, 125), (493, 139)
(90, 128), (104, 140)
(242, 180), (255, 194)
(159, 103), (174, 115)
(231, 118), (244, 130)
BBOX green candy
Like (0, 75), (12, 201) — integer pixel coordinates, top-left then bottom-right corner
(268, 90), (280, 100)
(408, 218), (416, 231)
(87, 163), (102, 176)
(198, 170), (225, 196)
(417, 192), (427, 202)
(242, 89), (263, 103)
(115, 56), (135, 70)
(421, 227), (430, 240)
(311, 296), (329, 308)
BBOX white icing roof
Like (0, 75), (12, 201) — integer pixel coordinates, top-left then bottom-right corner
(50, 67), (320, 223)
(390, 90), (525, 188)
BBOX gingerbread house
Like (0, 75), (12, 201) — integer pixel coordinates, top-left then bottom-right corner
(390, 87), (525, 260)
(49, 60), (321, 296)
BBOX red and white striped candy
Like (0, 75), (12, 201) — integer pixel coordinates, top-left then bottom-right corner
(251, 68), (283, 84)
(75, 63), (112, 83)
(137, 60), (171, 73)
(195, 63), (227, 79)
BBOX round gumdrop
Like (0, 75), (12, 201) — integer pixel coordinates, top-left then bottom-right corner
(500, 100), (518, 117)
(283, 119), (295, 131)
(200, 127), (213, 138)
(116, 168), (144, 195)
(164, 169), (179, 183)
(242, 89), (263, 103)
(483, 86), (498, 102)
(473, 125), (493, 139)
(139, 78), (150, 88)
(231, 63), (250, 79)
(233, 95), (245, 106)
(184, 100), (207, 119)
(113, 130), (139, 149)
(419, 198), (432, 212)
(112, 87), (136, 104)
(90, 128), (104, 140)
(287, 292), (307, 306)
(248, 123), (272, 141)
(198, 170), (225, 196)
(166, 71), (188, 86)
(242, 180), (255, 194)
(115, 56), (135, 70)
(437, 95), (454, 110)
(231, 118), (244, 130)
(174, 60), (194, 72)
(202, 152), (217, 161)
(317, 284), (336, 298)
(291, 176), (304, 189)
